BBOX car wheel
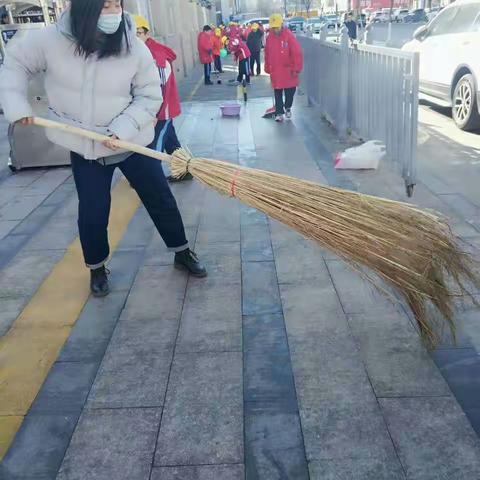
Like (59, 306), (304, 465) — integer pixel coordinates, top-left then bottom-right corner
(452, 74), (480, 131)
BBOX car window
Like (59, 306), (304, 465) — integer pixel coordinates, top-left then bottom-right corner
(428, 6), (458, 36)
(448, 4), (480, 33)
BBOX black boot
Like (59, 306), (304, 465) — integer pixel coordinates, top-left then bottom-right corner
(174, 249), (207, 277)
(167, 172), (194, 183)
(90, 266), (110, 297)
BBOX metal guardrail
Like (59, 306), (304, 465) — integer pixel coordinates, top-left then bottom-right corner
(298, 30), (419, 195)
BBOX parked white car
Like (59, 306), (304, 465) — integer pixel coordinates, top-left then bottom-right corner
(394, 8), (410, 22)
(402, 0), (480, 130)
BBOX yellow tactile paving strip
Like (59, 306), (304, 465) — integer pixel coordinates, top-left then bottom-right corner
(0, 178), (141, 459)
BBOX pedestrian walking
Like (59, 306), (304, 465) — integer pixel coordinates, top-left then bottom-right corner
(212, 27), (224, 73)
(0, 0), (207, 297)
(198, 25), (214, 85)
(247, 23), (263, 76)
(230, 37), (251, 85)
(344, 12), (357, 43)
(264, 13), (304, 122)
(134, 15), (192, 183)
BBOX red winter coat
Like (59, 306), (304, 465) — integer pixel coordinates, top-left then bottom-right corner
(227, 25), (241, 39)
(265, 28), (304, 89)
(232, 40), (251, 62)
(212, 35), (222, 56)
(197, 31), (213, 64)
(145, 38), (181, 120)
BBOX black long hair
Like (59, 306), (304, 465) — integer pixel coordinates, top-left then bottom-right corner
(70, 0), (131, 59)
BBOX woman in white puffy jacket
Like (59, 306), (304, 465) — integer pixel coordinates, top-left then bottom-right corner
(0, 0), (207, 297)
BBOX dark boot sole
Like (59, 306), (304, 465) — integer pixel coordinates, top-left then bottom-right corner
(91, 288), (110, 298)
(174, 262), (208, 278)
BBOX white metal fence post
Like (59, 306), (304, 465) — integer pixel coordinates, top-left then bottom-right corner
(338, 26), (350, 137)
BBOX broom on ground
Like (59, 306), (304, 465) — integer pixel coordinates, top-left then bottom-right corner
(33, 117), (480, 347)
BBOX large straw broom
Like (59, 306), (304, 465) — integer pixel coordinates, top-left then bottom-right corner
(33, 117), (479, 347)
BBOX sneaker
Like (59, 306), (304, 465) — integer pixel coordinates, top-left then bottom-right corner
(275, 114), (284, 122)
(174, 249), (207, 278)
(167, 172), (194, 183)
(90, 266), (110, 297)
(205, 80), (214, 85)
(285, 109), (292, 120)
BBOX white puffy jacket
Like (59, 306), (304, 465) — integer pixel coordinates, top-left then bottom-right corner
(0, 10), (162, 161)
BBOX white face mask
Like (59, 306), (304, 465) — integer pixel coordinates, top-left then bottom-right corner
(97, 13), (122, 34)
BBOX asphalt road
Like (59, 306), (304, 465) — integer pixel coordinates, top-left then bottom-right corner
(417, 100), (480, 206)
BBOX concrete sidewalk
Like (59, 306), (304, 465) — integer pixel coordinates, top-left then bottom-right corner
(0, 60), (480, 479)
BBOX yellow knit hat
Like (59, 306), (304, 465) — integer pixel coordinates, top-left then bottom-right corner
(133, 14), (150, 31)
(269, 14), (283, 28)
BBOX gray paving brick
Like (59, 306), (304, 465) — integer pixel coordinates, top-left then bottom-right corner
(87, 354), (172, 409)
(192, 241), (241, 286)
(300, 399), (399, 464)
(155, 402), (243, 466)
(348, 312), (450, 397)
(41, 182), (76, 207)
(240, 205), (268, 226)
(196, 192), (240, 244)
(56, 194), (78, 218)
(243, 313), (288, 353)
(23, 215), (77, 251)
(0, 233), (29, 268)
(117, 207), (155, 249)
(151, 464), (244, 480)
(29, 362), (98, 414)
(165, 352), (242, 407)
(270, 223), (331, 285)
(0, 186), (22, 208)
(176, 282), (242, 353)
(0, 295), (27, 336)
(0, 219), (19, 240)
(58, 292), (127, 362)
(244, 349), (296, 406)
(57, 408), (161, 480)
(242, 261), (282, 316)
(120, 265), (187, 321)
(0, 250), (65, 298)
(326, 260), (400, 314)
(241, 223), (273, 262)
(1, 170), (44, 188)
(24, 168), (71, 195)
(0, 194), (48, 221)
(380, 397), (480, 479)
(107, 248), (145, 292)
(0, 413), (78, 479)
(245, 409), (309, 480)
(8, 204), (57, 235)
(309, 457), (406, 480)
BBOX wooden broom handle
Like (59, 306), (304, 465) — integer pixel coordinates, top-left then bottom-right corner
(32, 117), (173, 164)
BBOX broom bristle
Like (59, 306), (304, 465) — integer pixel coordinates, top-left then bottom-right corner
(171, 149), (480, 347)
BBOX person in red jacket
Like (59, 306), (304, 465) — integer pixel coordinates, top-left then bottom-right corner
(230, 37), (251, 85)
(265, 14), (304, 122)
(135, 15), (193, 182)
(198, 25), (214, 85)
(212, 27), (223, 73)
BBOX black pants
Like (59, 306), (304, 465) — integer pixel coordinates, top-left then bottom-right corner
(154, 119), (181, 154)
(237, 58), (251, 83)
(203, 63), (211, 84)
(274, 87), (296, 115)
(250, 51), (261, 75)
(214, 55), (223, 73)
(71, 147), (188, 269)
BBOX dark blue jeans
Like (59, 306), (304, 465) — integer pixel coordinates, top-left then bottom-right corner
(71, 150), (189, 269)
